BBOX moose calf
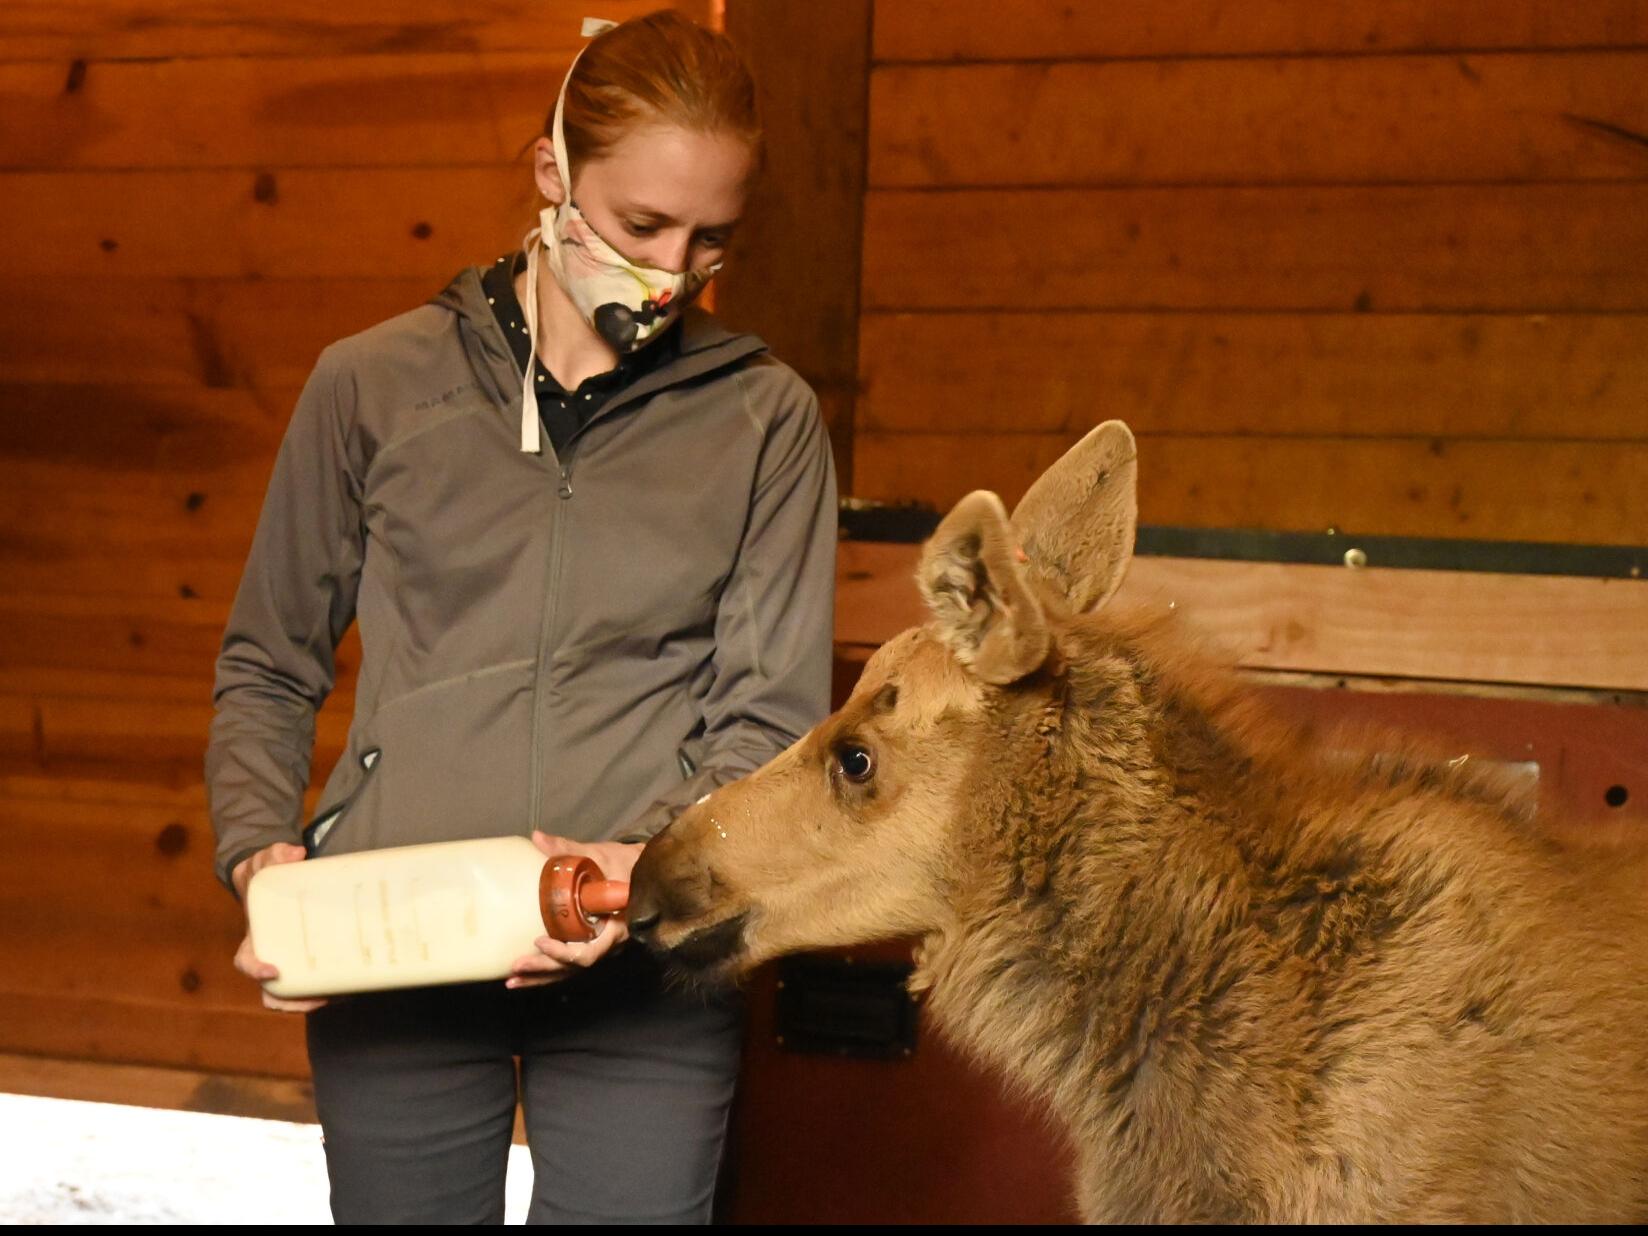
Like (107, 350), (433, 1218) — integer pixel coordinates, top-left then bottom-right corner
(629, 422), (1648, 1222)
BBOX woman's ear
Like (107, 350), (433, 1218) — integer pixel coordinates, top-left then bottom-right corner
(532, 137), (567, 206)
(917, 491), (1050, 686)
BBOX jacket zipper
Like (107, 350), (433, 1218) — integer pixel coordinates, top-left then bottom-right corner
(513, 334), (753, 831)
(528, 435), (581, 832)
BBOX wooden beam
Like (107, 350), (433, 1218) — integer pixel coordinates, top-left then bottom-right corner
(836, 540), (1648, 693)
(718, 0), (872, 490)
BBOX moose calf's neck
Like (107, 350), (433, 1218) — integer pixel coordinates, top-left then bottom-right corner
(919, 617), (1419, 1221)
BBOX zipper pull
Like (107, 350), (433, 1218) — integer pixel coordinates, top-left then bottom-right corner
(557, 466), (573, 500)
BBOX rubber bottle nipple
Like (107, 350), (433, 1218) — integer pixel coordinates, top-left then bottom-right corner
(540, 856), (630, 942)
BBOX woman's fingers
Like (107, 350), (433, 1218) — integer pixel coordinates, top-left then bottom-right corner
(237, 933), (323, 1009)
(234, 934), (278, 982)
(529, 831), (596, 861)
(506, 918), (628, 988)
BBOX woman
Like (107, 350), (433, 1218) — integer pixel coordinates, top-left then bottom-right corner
(207, 11), (837, 1223)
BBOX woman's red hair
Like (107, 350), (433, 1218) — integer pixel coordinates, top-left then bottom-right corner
(552, 10), (762, 176)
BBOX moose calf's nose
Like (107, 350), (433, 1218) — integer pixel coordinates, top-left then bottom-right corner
(627, 900), (662, 941)
(625, 834), (686, 946)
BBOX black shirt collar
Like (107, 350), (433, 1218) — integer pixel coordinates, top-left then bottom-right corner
(479, 250), (681, 396)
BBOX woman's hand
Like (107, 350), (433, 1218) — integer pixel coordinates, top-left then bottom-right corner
(506, 832), (643, 990)
(232, 841), (329, 1013)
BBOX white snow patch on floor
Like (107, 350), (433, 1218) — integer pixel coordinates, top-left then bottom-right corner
(0, 1093), (534, 1224)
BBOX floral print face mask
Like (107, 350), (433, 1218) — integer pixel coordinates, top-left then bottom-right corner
(517, 19), (722, 453)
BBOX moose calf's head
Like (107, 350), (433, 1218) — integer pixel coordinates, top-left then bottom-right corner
(627, 421), (1140, 983)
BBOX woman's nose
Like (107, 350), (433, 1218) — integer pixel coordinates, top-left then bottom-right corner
(650, 235), (691, 275)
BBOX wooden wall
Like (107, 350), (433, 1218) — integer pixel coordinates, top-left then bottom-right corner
(855, 0), (1648, 543)
(3, 0), (1644, 1112)
(0, 0), (710, 1080)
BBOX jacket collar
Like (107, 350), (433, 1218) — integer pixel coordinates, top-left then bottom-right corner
(435, 264), (768, 432)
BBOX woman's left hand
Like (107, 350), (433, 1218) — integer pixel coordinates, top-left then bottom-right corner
(506, 832), (644, 989)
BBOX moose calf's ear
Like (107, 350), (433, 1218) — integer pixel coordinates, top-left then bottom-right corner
(1010, 420), (1139, 614)
(917, 490), (1050, 685)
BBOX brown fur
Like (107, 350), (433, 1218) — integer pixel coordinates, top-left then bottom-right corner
(629, 424), (1648, 1222)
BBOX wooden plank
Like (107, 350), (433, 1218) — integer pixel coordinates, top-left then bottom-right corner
(852, 434), (1648, 547)
(870, 53), (1648, 188)
(835, 541), (1648, 692)
(0, 764), (334, 822)
(872, 0), (1648, 61)
(0, 167), (532, 278)
(0, 0), (713, 61)
(0, 667), (355, 709)
(0, 602), (227, 679)
(0, 393), (296, 602)
(0, 384), (293, 474)
(0, 53), (570, 170)
(0, 696), (36, 759)
(719, 0), (872, 491)
(0, 1052), (317, 1123)
(0, 990), (309, 1078)
(0, 596), (357, 692)
(0, 551), (249, 606)
(0, 768), (213, 808)
(862, 183), (1648, 313)
(858, 312), (1648, 439)
(0, 279), (431, 387)
(0, 491), (262, 562)
(12, 693), (349, 765)
(1, 910), (251, 1015)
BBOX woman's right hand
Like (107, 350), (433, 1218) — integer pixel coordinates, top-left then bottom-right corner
(232, 842), (329, 1013)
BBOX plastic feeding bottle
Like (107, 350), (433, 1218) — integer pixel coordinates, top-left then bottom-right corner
(245, 836), (629, 998)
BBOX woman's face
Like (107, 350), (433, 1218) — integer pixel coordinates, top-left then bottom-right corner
(534, 124), (755, 274)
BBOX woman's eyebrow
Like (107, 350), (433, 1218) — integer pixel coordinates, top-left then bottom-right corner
(617, 204), (740, 232)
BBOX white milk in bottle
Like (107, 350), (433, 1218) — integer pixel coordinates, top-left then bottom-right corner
(246, 836), (627, 998)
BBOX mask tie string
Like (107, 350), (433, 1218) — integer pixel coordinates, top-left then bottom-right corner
(518, 17), (617, 454)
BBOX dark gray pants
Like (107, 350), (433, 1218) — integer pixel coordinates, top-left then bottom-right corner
(305, 948), (743, 1224)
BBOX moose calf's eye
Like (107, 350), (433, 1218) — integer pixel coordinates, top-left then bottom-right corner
(837, 744), (876, 783)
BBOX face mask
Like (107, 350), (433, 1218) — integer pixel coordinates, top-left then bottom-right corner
(517, 17), (722, 453)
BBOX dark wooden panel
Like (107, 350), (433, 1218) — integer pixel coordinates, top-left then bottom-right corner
(726, 958), (1079, 1224)
(863, 183), (1648, 312)
(852, 434), (1648, 547)
(873, 0), (1648, 61)
(718, 0), (872, 491)
(870, 53), (1648, 187)
(0, 167), (532, 278)
(858, 312), (1648, 439)
(0, 0), (713, 61)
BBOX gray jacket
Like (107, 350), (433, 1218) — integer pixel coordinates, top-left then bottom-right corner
(207, 266), (838, 893)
